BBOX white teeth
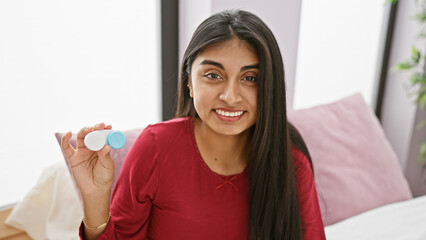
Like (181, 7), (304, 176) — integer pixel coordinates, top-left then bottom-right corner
(215, 109), (244, 117)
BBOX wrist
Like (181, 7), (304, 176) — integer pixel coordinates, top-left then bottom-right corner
(79, 182), (111, 198)
(81, 191), (111, 234)
(83, 211), (111, 231)
(81, 189), (111, 210)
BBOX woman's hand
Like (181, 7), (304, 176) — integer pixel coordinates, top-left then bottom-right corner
(61, 123), (114, 196)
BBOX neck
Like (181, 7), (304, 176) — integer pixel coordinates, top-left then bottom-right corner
(193, 118), (251, 176)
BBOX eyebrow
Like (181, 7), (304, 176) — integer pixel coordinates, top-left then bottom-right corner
(200, 59), (259, 71)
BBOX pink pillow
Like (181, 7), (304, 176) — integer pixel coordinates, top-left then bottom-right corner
(288, 93), (413, 226)
(55, 128), (143, 199)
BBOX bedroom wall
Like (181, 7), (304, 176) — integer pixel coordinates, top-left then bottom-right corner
(405, 107), (426, 196)
(380, 0), (426, 197)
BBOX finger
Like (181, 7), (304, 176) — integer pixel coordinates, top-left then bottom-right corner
(95, 122), (112, 131)
(76, 126), (94, 149)
(95, 123), (109, 130)
(98, 144), (111, 159)
(94, 122), (106, 131)
(98, 145), (114, 170)
(61, 131), (76, 159)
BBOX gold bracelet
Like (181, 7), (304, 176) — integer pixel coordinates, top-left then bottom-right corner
(82, 212), (111, 231)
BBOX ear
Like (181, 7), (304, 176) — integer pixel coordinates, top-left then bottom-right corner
(187, 79), (193, 98)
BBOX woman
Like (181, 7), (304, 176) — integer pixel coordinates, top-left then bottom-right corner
(61, 9), (325, 240)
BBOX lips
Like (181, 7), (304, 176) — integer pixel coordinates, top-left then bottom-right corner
(214, 108), (245, 122)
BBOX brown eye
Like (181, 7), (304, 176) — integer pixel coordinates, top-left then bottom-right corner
(204, 73), (222, 79)
(242, 76), (257, 82)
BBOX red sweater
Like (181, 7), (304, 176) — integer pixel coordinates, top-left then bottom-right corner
(80, 117), (325, 239)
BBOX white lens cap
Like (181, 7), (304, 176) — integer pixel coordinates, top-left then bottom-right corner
(84, 131), (107, 151)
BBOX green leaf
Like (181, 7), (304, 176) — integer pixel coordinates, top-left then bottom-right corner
(416, 91), (426, 109)
(412, 46), (421, 63)
(420, 93), (426, 109)
(421, 73), (426, 84)
(385, 0), (398, 4)
(410, 73), (420, 84)
(417, 120), (426, 130)
(421, 101), (425, 109)
(418, 141), (426, 165)
(395, 61), (416, 70)
(410, 73), (426, 85)
(415, 12), (426, 22)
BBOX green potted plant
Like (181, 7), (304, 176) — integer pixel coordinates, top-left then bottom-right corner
(387, 0), (426, 166)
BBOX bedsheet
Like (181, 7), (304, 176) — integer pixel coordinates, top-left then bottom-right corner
(325, 194), (426, 240)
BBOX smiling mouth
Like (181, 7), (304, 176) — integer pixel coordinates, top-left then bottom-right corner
(215, 109), (244, 117)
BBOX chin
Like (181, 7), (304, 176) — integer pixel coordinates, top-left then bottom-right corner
(212, 123), (253, 136)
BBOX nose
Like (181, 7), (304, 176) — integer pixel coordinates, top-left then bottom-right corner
(219, 80), (242, 105)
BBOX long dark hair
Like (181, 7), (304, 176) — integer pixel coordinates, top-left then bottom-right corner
(175, 9), (313, 240)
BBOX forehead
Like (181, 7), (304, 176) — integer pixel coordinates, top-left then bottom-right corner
(194, 38), (258, 64)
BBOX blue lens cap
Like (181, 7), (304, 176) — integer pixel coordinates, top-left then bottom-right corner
(107, 131), (127, 149)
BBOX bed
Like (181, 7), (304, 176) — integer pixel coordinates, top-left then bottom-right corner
(325, 195), (426, 240)
(2, 93), (425, 239)
(2, 164), (425, 240)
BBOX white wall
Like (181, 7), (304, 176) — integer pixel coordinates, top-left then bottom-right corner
(179, 0), (211, 64)
(405, 107), (426, 196)
(0, 0), (161, 206)
(294, 0), (385, 109)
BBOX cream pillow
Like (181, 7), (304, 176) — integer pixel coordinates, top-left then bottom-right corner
(5, 162), (82, 240)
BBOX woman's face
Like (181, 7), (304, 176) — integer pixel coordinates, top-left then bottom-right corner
(189, 37), (259, 136)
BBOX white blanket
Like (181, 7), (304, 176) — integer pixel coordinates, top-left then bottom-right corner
(5, 162), (83, 240)
(325, 194), (426, 240)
